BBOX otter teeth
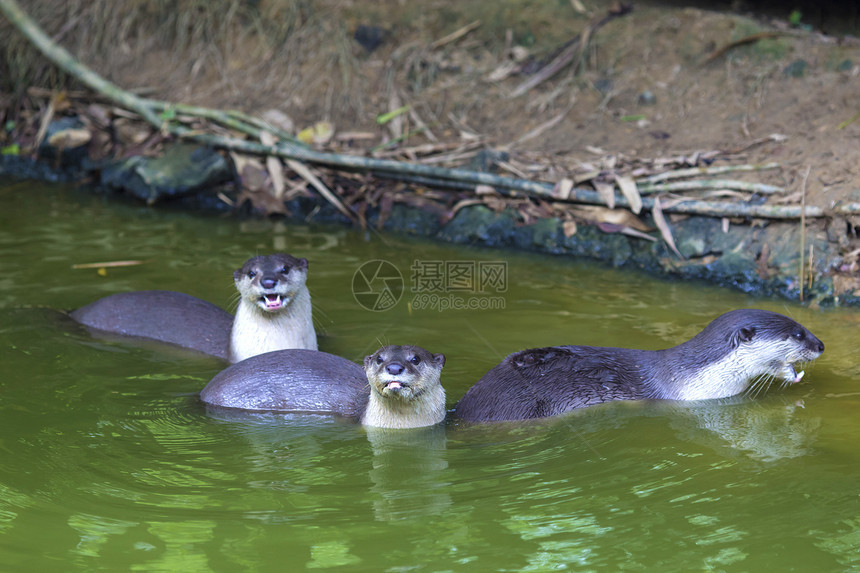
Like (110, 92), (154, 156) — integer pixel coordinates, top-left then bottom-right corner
(784, 363), (805, 384)
(261, 294), (283, 310)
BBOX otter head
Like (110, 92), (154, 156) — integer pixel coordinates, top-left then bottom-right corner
(707, 309), (825, 390)
(233, 254), (309, 314)
(364, 345), (446, 403)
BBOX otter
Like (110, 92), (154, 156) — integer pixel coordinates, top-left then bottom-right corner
(454, 309), (824, 423)
(70, 253), (317, 362)
(362, 345), (447, 428)
(70, 290), (234, 359)
(229, 253), (317, 362)
(200, 345), (447, 429)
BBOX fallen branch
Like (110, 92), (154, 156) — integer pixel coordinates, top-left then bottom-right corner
(0, 0), (828, 222)
(509, 3), (632, 98)
(0, 0), (162, 127)
(641, 162), (781, 183)
(638, 178), (784, 195)
(430, 20), (481, 50)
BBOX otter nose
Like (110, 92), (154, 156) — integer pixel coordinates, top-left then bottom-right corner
(386, 362), (404, 376)
(261, 278), (277, 289)
(816, 340), (825, 353)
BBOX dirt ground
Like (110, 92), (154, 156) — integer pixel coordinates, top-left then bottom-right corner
(4, 0), (860, 290)
(93, 0), (859, 209)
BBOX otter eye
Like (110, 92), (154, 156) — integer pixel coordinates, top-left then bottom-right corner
(376, 355), (384, 364)
(792, 330), (806, 341)
(410, 355), (421, 365)
(247, 271), (256, 279)
(281, 266), (290, 274)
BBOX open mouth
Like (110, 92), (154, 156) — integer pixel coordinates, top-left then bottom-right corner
(379, 378), (412, 394)
(258, 294), (289, 311)
(782, 362), (806, 384)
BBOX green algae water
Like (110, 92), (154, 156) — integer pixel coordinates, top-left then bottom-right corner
(1, 179), (859, 571)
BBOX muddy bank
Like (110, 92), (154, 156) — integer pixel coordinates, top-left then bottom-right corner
(2, 138), (855, 307)
(2, 1), (859, 306)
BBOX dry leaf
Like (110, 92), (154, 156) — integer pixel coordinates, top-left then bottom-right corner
(555, 177), (573, 200)
(387, 91), (404, 140)
(562, 220), (578, 237)
(487, 61), (519, 82)
(47, 128), (91, 148)
(594, 222), (654, 241)
(114, 119), (150, 145)
(618, 226), (657, 241)
(615, 175), (642, 214)
(286, 159), (354, 220)
(260, 131), (286, 199)
(570, 205), (650, 231)
(573, 169), (600, 184)
(335, 131), (377, 142)
(511, 46), (530, 62)
(261, 109), (295, 133)
(593, 180), (615, 209)
(652, 197), (683, 258)
(570, 0), (588, 13)
(85, 104), (111, 128)
(297, 121), (335, 145)
(451, 198), (484, 217)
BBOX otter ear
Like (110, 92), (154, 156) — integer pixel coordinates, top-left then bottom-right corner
(433, 353), (446, 367)
(732, 326), (756, 347)
(297, 258), (309, 270)
(233, 268), (242, 281)
(363, 354), (374, 369)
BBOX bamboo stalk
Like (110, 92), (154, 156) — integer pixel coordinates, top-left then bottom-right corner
(638, 178), (784, 195)
(641, 163), (781, 183)
(148, 101), (300, 144)
(799, 166), (810, 302)
(0, 0), (162, 127)
(0, 0), (831, 222)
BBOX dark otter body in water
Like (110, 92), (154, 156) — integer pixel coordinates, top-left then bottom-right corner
(200, 345), (446, 428)
(455, 309), (824, 423)
(70, 253), (316, 362)
(71, 290), (234, 359)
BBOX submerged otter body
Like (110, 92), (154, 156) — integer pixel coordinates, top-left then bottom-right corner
(70, 253), (316, 362)
(455, 309), (824, 423)
(200, 345), (446, 429)
(71, 290), (233, 359)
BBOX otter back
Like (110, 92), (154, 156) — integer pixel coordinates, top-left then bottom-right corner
(200, 349), (369, 417)
(454, 309), (824, 423)
(71, 290), (233, 360)
(455, 346), (654, 422)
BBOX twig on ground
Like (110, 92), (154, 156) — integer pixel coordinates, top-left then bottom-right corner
(1, 0), (829, 223)
(641, 163), (781, 183)
(509, 3), (632, 98)
(702, 32), (792, 65)
(430, 20), (481, 50)
(638, 178), (784, 195)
